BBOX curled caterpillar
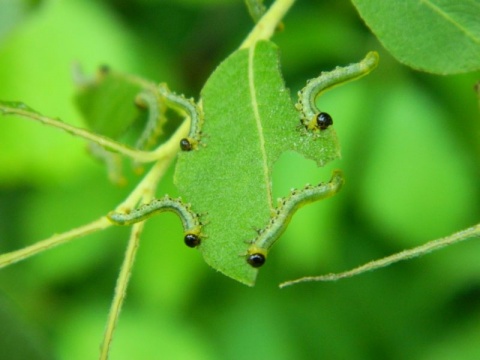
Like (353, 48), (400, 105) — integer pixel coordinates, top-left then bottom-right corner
(156, 84), (203, 151)
(246, 170), (344, 267)
(108, 195), (203, 248)
(297, 51), (379, 131)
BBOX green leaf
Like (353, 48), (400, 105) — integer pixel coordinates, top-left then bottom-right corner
(174, 41), (339, 286)
(74, 68), (173, 182)
(74, 68), (146, 140)
(351, 0), (480, 74)
(0, 0), (41, 42)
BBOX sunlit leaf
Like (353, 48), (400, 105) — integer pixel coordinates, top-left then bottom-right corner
(174, 40), (339, 285)
(351, 0), (480, 74)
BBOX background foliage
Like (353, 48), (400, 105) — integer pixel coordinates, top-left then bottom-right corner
(0, 0), (479, 359)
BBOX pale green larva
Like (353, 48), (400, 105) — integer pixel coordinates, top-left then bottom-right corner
(108, 196), (202, 248)
(156, 84), (204, 151)
(246, 170), (344, 267)
(296, 51), (379, 131)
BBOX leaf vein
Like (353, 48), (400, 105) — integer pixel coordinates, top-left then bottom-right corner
(248, 43), (273, 210)
(421, 0), (480, 44)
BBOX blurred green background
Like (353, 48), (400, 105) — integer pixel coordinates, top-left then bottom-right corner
(0, 0), (479, 359)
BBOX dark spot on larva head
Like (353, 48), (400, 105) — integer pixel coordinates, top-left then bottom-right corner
(180, 138), (192, 151)
(184, 233), (200, 248)
(316, 112), (333, 130)
(247, 253), (266, 268)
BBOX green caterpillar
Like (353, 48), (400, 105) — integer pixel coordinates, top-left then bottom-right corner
(296, 51), (379, 132)
(246, 170), (344, 267)
(107, 196), (203, 248)
(156, 84), (203, 151)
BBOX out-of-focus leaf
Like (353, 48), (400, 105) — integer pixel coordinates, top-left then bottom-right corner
(74, 68), (145, 140)
(351, 0), (480, 74)
(0, 0), (173, 184)
(0, 0), (41, 42)
(0, 294), (52, 360)
(358, 81), (477, 243)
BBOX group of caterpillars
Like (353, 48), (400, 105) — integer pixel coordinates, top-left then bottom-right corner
(108, 50), (379, 270)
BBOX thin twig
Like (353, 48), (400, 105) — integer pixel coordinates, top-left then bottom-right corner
(0, 103), (190, 163)
(280, 223), (480, 288)
(0, 217), (112, 269)
(99, 222), (145, 360)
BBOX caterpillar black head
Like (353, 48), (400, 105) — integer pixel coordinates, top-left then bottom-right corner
(315, 112), (333, 130)
(247, 253), (266, 268)
(184, 233), (201, 247)
(180, 138), (193, 151)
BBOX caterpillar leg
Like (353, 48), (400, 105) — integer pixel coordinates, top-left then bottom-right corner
(246, 170), (344, 267)
(107, 195), (203, 248)
(296, 52), (379, 132)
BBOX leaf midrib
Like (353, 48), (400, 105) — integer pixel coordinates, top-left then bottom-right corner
(248, 43), (273, 210)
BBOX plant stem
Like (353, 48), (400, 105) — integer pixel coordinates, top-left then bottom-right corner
(240, 0), (296, 49)
(100, 222), (145, 360)
(0, 103), (189, 163)
(0, 113), (179, 270)
(100, 148), (169, 358)
(115, 149), (180, 213)
(280, 223), (480, 288)
(0, 217), (112, 269)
